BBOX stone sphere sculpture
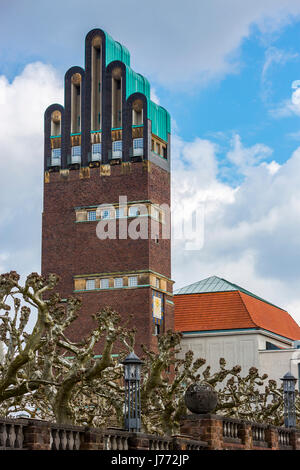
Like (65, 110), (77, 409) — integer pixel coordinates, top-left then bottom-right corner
(184, 382), (218, 414)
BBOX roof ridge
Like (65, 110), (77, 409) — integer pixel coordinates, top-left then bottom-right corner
(222, 278), (286, 311)
(175, 275), (286, 311)
(236, 291), (259, 329)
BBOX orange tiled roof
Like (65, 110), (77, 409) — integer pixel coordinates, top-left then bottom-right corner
(174, 291), (300, 341)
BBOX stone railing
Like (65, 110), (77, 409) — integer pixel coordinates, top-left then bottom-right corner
(50, 424), (85, 450)
(180, 413), (300, 450)
(251, 423), (268, 448)
(278, 428), (293, 449)
(0, 415), (299, 451)
(148, 436), (172, 450)
(222, 417), (243, 444)
(0, 417), (26, 450)
(0, 417), (207, 451)
(103, 428), (129, 450)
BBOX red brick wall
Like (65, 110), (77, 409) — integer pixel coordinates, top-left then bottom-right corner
(42, 162), (173, 353)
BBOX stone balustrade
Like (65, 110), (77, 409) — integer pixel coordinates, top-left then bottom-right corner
(179, 413), (300, 450)
(0, 417), (26, 450)
(50, 424), (85, 450)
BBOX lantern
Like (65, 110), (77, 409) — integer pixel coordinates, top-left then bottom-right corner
(122, 351), (144, 432)
(280, 372), (297, 428)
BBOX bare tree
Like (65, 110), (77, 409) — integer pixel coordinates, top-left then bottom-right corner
(0, 271), (298, 433)
(0, 271), (134, 424)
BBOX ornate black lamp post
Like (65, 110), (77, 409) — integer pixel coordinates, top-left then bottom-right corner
(280, 372), (297, 428)
(122, 351), (144, 432)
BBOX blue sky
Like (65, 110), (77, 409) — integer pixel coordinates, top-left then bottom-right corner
(2, 1), (300, 323)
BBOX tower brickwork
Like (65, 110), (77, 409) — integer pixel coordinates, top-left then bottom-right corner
(42, 29), (174, 354)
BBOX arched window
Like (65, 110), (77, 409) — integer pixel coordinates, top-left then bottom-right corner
(51, 110), (61, 136)
(112, 67), (122, 128)
(132, 99), (144, 157)
(50, 110), (61, 167)
(91, 36), (102, 131)
(132, 99), (143, 125)
(71, 73), (81, 134)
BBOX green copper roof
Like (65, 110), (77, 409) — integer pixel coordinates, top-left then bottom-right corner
(125, 66), (150, 99)
(174, 275), (284, 310)
(104, 30), (170, 142)
(105, 32), (130, 67)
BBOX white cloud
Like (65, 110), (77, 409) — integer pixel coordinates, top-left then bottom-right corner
(1, 61), (300, 333)
(271, 80), (300, 117)
(261, 47), (298, 102)
(172, 135), (300, 325)
(0, 63), (63, 278)
(1, 1), (300, 88)
(262, 47), (298, 82)
(227, 134), (273, 173)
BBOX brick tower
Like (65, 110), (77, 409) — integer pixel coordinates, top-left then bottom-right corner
(42, 29), (174, 353)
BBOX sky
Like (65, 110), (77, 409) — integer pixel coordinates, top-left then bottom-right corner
(2, 1), (300, 324)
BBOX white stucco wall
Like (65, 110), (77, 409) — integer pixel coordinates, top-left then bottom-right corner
(259, 349), (300, 387)
(178, 330), (294, 379)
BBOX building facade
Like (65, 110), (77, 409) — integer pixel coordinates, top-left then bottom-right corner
(42, 29), (174, 353)
(175, 276), (300, 386)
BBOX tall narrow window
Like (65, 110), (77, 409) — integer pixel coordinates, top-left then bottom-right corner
(154, 323), (160, 336)
(132, 99), (143, 126)
(100, 279), (109, 289)
(92, 143), (102, 161)
(115, 207), (124, 218)
(71, 73), (81, 134)
(112, 68), (122, 128)
(50, 111), (61, 166)
(91, 36), (102, 131)
(51, 110), (61, 136)
(133, 138), (143, 157)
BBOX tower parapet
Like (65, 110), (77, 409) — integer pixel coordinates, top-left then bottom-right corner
(44, 28), (170, 172)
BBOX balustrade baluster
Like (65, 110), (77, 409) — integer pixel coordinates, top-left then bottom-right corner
(0, 424), (7, 448)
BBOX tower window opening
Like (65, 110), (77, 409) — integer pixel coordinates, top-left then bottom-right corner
(71, 73), (81, 134)
(100, 278), (109, 289)
(51, 110), (61, 136)
(116, 207), (124, 218)
(154, 323), (160, 336)
(91, 37), (102, 131)
(86, 279), (96, 290)
(101, 209), (110, 219)
(128, 206), (141, 217)
(87, 210), (97, 221)
(129, 276), (138, 287)
(51, 148), (61, 166)
(112, 68), (122, 128)
(92, 143), (102, 161)
(162, 146), (167, 159)
(133, 138), (143, 157)
(152, 207), (159, 221)
(114, 277), (123, 288)
(132, 99), (143, 126)
(71, 145), (81, 164)
(112, 140), (123, 159)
